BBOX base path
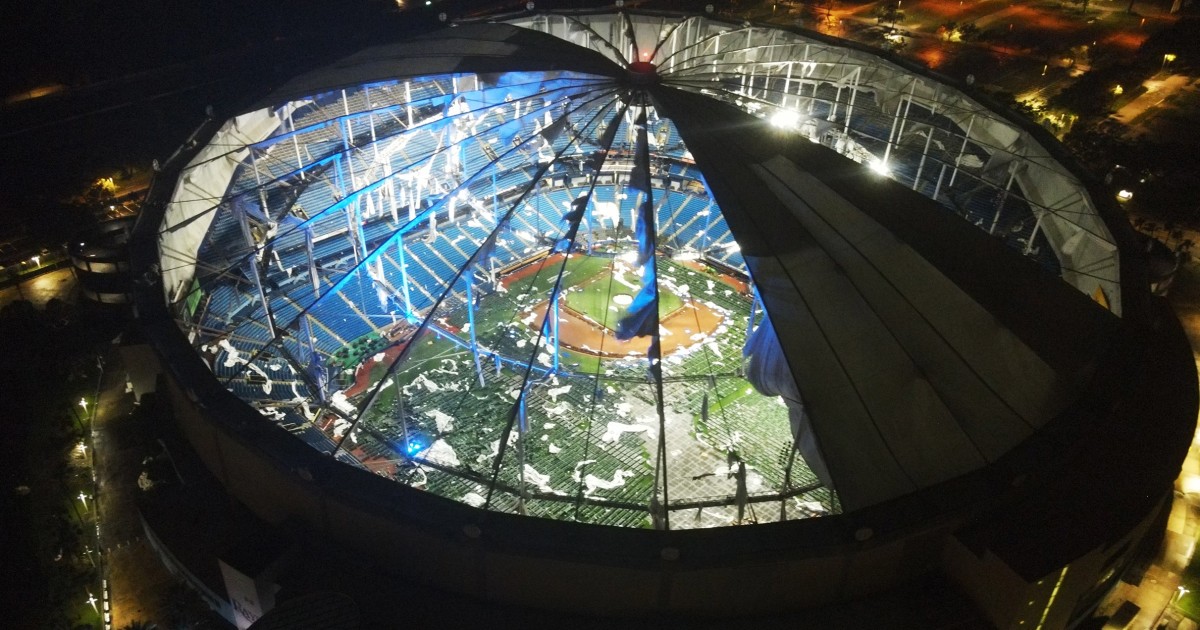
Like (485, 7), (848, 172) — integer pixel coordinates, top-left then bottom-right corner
(527, 298), (725, 358)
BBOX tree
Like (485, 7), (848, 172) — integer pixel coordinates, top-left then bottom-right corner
(958, 22), (981, 41)
(1138, 18), (1200, 73)
(865, 25), (908, 53)
(1049, 64), (1147, 119)
(800, 0), (836, 27)
(873, 1), (905, 30)
(940, 21), (981, 42)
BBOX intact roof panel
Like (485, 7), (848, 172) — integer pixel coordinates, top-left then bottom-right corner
(747, 254), (922, 509)
(653, 84), (1117, 510)
(754, 159), (1056, 455)
(752, 163), (993, 500)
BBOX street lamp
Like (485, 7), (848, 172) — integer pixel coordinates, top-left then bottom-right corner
(30, 255), (40, 269)
(1162, 53), (1177, 73)
(79, 398), (88, 412)
(86, 592), (99, 614)
(78, 492), (89, 511)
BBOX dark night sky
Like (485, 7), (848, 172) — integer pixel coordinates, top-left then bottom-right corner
(1, 1), (375, 93)
(0, 0), (621, 231)
(0, 0), (399, 233)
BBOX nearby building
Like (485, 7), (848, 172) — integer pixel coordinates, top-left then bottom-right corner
(70, 217), (136, 305)
(130, 9), (1197, 628)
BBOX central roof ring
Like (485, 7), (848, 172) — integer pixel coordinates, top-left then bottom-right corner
(625, 61), (660, 87)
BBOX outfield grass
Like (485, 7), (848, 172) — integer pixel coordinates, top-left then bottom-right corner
(340, 252), (826, 526)
(711, 382), (758, 414)
(357, 253), (735, 424)
(562, 266), (685, 330)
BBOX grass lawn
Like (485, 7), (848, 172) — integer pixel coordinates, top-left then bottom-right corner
(1178, 588), (1200, 622)
(1178, 552), (1200, 620)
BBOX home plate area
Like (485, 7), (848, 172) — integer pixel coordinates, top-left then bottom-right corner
(527, 260), (726, 358)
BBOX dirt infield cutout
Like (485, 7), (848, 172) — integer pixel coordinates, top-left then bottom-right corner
(527, 295), (725, 358)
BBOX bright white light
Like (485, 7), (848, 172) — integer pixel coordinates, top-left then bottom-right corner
(870, 159), (891, 177)
(79, 398), (88, 410)
(619, 251), (639, 264)
(1117, 189), (1133, 201)
(770, 109), (800, 130)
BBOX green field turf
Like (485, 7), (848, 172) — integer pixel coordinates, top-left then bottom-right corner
(336, 252), (834, 527)
(513, 253), (610, 296)
(562, 267), (685, 330)
(357, 253), (715, 415)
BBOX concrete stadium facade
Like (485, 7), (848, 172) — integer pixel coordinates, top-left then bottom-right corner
(130, 9), (1196, 628)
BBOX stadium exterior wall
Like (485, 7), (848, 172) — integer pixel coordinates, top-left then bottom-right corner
(156, 362), (958, 616)
(148, 332), (1180, 625)
(129, 17), (1198, 626)
(143, 301), (1184, 624)
(942, 498), (1167, 629)
(139, 508), (237, 625)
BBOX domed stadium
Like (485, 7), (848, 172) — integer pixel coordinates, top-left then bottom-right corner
(131, 7), (1196, 627)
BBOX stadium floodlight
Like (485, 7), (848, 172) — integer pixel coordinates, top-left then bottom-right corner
(157, 11), (1131, 532)
(769, 109), (801, 130)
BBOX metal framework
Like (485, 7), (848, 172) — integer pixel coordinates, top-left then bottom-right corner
(153, 11), (1121, 530)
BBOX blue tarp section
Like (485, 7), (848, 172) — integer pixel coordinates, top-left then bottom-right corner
(616, 109), (659, 341)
